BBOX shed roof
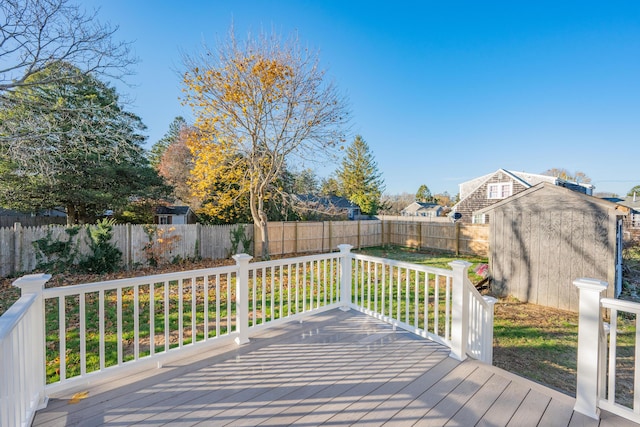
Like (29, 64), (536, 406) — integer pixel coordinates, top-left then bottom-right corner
(476, 182), (629, 215)
(156, 206), (192, 215)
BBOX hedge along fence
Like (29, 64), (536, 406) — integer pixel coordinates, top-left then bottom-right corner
(0, 220), (488, 277)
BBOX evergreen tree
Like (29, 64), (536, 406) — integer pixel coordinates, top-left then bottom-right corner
(0, 63), (167, 224)
(336, 135), (385, 215)
(320, 176), (341, 196)
(149, 117), (187, 169)
(416, 185), (434, 203)
(628, 185), (640, 197)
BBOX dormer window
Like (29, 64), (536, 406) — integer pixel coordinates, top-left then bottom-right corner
(487, 182), (512, 199)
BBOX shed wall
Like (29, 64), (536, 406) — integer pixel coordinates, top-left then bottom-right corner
(490, 199), (617, 311)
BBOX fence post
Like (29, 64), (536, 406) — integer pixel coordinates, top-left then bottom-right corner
(13, 222), (22, 275)
(233, 253), (253, 345)
(573, 278), (607, 420)
(338, 244), (353, 311)
(449, 260), (471, 361)
(126, 223), (133, 269)
(12, 273), (51, 411)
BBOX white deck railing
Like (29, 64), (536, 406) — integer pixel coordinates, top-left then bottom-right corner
(0, 245), (494, 427)
(349, 251), (496, 362)
(599, 297), (640, 422)
(0, 275), (50, 427)
(574, 278), (640, 424)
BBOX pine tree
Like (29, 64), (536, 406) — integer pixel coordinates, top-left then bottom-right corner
(416, 185), (433, 203)
(337, 135), (385, 215)
(149, 117), (187, 169)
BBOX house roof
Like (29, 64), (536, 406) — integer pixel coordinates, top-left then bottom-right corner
(401, 201), (442, 214)
(602, 195), (640, 212)
(458, 169), (558, 200)
(454, 169), (595, 214)
(156, 206), (192, 216)
(293, 195), (360, 210)
(476, 182), (629, 215)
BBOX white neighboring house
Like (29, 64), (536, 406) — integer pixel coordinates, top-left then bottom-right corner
(400, 202), (443, 218)
(154, 206), (196, 225)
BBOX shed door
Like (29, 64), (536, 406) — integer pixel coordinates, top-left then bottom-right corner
(615, 218), (623, 297)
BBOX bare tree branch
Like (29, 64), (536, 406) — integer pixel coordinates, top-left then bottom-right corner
(0, 0), (136, 92)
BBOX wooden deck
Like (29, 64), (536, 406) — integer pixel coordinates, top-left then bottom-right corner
(33, 309), (636, 427)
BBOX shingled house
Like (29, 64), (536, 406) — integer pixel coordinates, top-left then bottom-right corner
(450, 168), (594, 224)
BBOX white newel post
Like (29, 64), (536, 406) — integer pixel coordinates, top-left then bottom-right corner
(573, 278), (608, 420)
(12, 273), (51, 410)
(482, 296), (498, 365)
(449, 261), (471, 361)
(337, 244), (353, 311)
(233, 254), (252, 345)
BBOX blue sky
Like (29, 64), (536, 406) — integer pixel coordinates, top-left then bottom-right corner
(85, 1), (640, 197)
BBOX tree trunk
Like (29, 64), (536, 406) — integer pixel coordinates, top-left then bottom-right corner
(258, 196), (270, 260)
(250, 185), (271, 260)
(65, 204), (76, 226)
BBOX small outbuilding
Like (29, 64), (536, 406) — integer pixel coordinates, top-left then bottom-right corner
(154, 206), (197, 225)
(476, 182), (629, 311)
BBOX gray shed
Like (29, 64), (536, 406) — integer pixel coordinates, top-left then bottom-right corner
(477, 182), (628, 311)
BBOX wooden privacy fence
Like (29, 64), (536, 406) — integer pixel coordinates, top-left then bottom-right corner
(0, 220), (488, 277)
(381, 221), (489, 256)
(254, 220), (383, 256)
(0, 223), (248, 278)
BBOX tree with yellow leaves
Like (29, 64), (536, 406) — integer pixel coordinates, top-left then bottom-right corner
(182, 29), (350, 258)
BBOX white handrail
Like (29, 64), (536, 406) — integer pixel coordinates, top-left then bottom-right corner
(0, 274), (50, 427)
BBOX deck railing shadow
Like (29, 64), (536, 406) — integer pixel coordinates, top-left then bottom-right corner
(2, 244), (495, 427)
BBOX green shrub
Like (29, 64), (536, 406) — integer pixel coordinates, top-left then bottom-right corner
(79, 218), (122, 273)
(229, 224), (252, 257)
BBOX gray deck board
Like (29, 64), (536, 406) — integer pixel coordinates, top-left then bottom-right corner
(475, 381), (530, 427)
(32, 308), (638, 427)
(444, 373), (511, 426)
(507, 389), (552, 427)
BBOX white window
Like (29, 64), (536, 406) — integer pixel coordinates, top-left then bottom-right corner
(487, 182), (512, 199)
(473, 214), (486, 224)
